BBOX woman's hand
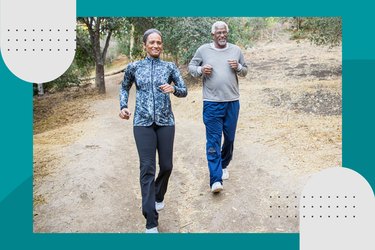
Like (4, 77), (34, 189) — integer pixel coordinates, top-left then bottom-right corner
(159, 84), (175, 94)
(119, 108), (132, 120)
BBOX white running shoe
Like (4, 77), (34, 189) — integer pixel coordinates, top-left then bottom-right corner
(222, 168), (229, 180)
(145, 227), (159, 233)
(211, 182), (223, 193)
(155, 201), (165, 211)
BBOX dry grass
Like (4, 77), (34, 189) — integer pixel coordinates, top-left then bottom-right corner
(34, 194), (47, 206)
(33, 86), (101, 135)
(33, 84), (102, 208)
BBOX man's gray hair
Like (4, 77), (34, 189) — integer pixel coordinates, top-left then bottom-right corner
(211, 21), (229, 34)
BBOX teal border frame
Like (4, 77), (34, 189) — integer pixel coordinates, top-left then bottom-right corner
(1, 1), (374, 249)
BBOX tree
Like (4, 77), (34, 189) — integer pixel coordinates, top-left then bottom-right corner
(119, 17), (219, 65)
(117, 17), (252, 65)
(78, 17), (126, 94)
(305, 17), (342, 47)
(294, 17), (342, 47)
(164, 17), (216, 65)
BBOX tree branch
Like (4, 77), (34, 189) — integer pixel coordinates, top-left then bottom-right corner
(102, 30), (113, 62)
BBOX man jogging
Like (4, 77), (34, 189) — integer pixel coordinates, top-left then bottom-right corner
(188, 21), (248, 193)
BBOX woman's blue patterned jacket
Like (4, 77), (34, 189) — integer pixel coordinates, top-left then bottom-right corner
(120, 57), (188, 126)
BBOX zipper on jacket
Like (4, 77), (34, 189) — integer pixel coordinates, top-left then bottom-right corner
(151, 59), (156, 123)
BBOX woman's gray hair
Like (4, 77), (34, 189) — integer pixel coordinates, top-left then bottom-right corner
(143, 28), (162, 44)
(211, 21), (229, 34)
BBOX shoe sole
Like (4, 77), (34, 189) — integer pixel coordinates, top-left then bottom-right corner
(155, 202), (165, 211)
(211, 186), (223, 193)
(156, 206), (164, 211)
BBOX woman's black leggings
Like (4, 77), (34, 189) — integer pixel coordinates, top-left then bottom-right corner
(133, 123), (175, 229)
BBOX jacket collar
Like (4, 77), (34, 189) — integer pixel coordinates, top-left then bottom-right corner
(145, 56), (161, 62)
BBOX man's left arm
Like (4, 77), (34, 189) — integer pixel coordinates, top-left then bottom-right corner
(236, 51), (248, 77)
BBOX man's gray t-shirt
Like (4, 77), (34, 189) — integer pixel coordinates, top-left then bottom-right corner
(188, 43), (248, 102)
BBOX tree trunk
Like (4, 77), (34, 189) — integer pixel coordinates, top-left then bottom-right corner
(95, 63), (106, 94)
(37, 83), (44, 96)
(129, 23), (135, 60)
(174, 53), (179, 66)
(296, 17), (302, 30)
(92, 19), (106, 94)
(85, 17), (106, 94)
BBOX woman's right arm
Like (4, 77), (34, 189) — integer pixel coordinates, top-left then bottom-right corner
(120, 63), (135, 110)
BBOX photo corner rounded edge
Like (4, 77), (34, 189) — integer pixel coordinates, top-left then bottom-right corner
(0, 0), (76, 83)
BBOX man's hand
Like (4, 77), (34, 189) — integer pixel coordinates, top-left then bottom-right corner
(227, 59), (239, 71)
(202, 64), (213, 76)
(119, 108), (131, 120)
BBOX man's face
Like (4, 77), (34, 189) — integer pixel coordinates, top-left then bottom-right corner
(212, 26), (228, 49)
(144, 33), (163, 58)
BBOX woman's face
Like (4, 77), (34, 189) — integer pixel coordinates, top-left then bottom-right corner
(144, 33), (163, 58)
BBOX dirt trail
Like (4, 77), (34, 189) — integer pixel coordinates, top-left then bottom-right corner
(33, 34), (342, 233)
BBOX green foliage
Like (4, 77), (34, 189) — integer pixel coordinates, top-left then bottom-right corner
(294, 17), (342, 47)
(108, 17), (269, 64)
(100, 18), (128, 37)
(157, 17), (216, 65)
(43, 25), (94, 92)
(44, 63), (86, 91)
(123, 17), (341, 63)
(247, 18), (268, 41)
(226, 17), (289, 47)
(126, 17), (242, 65)
(226, 18), (248, 46)
(45, 17), (342, 92)
(116, 34), (131, 57)
(290, 30), (307, 41)
(126, 17), (155, 59)
(75, 26), (94, 70)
